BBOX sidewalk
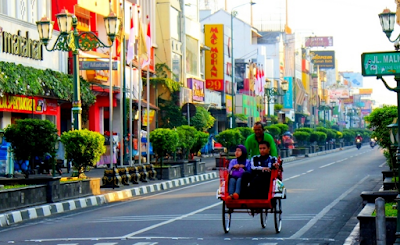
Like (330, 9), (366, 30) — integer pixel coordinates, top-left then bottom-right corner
(0, 146), (350, 228)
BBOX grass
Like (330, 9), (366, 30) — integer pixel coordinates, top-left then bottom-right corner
(372, 202), (397, 217)
(0, 184), (29, 190)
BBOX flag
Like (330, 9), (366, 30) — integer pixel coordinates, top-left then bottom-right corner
(116, 4), (124, 57)
(261, 69), (265, 96)
(141, 19), (151, 69)
(126, 14), (135, 64)
(254, 66), (259, 96)
(138, 20), (148, 63)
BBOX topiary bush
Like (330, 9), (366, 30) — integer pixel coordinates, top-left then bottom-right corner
(176, 125), (197, 159)
(265, 125), (281, 138)
(215, 129), (243, 152)
(275, 123), (289, 136)
(4, 119), (58, 178)
(235, 127), (254, 145)
(61, 129), (106, 178)
(191, 131), (209, 155)
(150, 128), (179, 163)
(295, 127), (313, 134)
(293, 131), (310, 147)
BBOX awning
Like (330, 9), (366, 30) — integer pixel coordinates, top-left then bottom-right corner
(251, 28), (262, 38)
(134, 99), (159, 110)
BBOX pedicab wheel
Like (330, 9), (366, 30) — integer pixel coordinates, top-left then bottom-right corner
(273, 198), (282, 233)
(222, 201), (231, 233)
(260, 209), (268, 228)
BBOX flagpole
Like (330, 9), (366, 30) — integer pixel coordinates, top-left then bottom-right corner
(109, 33), (114, 169)
(138, 10), (142, 166)
(119, 2), (124, 167)
(146, 16), (150, 165)
(129, 62), (133, 166)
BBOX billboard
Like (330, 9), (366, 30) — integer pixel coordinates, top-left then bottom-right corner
(311, 50), (335, 69)
(204, 24), (224, 91)
(188, 78), (205, 102)
(283, 76), (293, 109)
(342, 72), (363, 88)
(329, 88), (350, 99)
(305, 36), (333, 47)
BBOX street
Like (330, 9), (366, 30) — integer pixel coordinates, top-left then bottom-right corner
(0, 146), (385, 245)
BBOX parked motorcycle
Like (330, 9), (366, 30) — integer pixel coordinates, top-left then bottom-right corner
(356, 139), (362, 150)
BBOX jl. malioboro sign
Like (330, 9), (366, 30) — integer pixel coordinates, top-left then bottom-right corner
(361, 51), (400, 77)
(2, 30), (43, 60)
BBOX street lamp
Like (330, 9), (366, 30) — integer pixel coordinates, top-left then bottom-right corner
(36, 8), (120, 130)
(230, 1), (256, 128)
(264, 79), (288, 119)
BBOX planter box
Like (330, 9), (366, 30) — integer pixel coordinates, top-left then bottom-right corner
(291, 148), (309, 156)
(360, 190), (398, 205)
(155, 165), (181, 180)
(319, 146), (325, 152)
(382, 170), (395, 181)
(194, 162), (206, 174)
(56, 179), (92, 202)
(357, 203), (396, 245)
(0, 185), (47, 212)
(383, 177), (397, 190)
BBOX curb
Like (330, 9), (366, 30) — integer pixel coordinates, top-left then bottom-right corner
(0, 172), (218, 227)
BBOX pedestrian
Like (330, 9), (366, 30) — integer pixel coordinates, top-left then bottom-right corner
(226, 145), (251, 200)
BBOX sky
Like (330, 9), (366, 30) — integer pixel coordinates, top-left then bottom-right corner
(210, 0), (399, 106)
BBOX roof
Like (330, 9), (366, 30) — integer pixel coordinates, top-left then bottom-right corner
(257, 31), (282, 44)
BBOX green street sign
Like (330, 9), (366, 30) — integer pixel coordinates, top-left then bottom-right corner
(361, 51), (400, 76)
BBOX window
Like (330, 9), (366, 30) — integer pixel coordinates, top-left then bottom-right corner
(186, 36), (198, 76)
(170, 7), (181, 40)
(172, 53), (181, 83)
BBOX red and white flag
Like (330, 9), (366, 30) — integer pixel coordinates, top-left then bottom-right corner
(260, 68), (265, 96)
(126, 12), (135, 64)
(141, 19), (151, 69)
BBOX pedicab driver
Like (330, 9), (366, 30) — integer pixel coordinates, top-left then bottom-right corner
(245, 121), (278, 158)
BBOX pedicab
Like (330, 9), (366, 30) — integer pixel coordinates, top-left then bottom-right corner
(216, 157), (286, 233)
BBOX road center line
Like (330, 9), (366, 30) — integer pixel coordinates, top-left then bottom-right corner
(319, 162), (336, 168)
(289, 175), (370, 239)
(122, 202), (221, 238)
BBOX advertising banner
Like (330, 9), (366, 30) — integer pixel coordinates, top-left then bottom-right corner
(361, 108), (371, 115)
(342, 96), (354, 104)
(311, 50), (335, 69)
(226, 95), (232, 114)
(188, 78), (205, 102)
(0, 94), (58, 115)
(342, 72), (363, 88)
(204, 24), (224, 91)
(329, 88), (350, 99)
(305, 36), (333, 48)
(142, 109), (155, 126)
(283, 76), (293, 109)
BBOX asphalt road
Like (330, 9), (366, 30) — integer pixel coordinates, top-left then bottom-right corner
(0, 146), (385, 245)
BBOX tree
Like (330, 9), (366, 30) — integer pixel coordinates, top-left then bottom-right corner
(215, 129), (243, 151)
(4, 119), (58, 178)
(150, 128), (179, 163)
(158, 93), (186, 128)
(176, 125), (197, 159)
(190, 106), (215, 131)
(61, 129), (106, 177)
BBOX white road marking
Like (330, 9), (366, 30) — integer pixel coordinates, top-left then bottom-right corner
(306, 169), (314, 173)
(122, 202), (221, 238)
(380, 162), (387, 168)
(319, 162), (336, 168)
(289, 175), (370, 239)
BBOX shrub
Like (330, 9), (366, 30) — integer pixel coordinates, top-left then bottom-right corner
(235, 127), (253, 145)
(309, 131), (327, 144)
(150, 128), (179, 163)
(293, 131), (310, 146)
(61, 129), (106, 177)
(265, 125), (281, 138)
(176, 125), (197, 159)
(317, 131), (327, 143)
(275, 123), (289, 136)
(343, 129), (356, 142)
(295, 127), (313, 134)
(191, 131), (209, 155)
(215, 129), (243, 151)
(4, 119), (58, 178)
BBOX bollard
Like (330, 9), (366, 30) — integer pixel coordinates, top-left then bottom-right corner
(375, 197), (386, 245)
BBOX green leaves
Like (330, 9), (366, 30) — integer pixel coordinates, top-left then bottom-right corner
(190, 106), (215, 132)
(149, 128), (179, 159)
(60, 129), (106, 170)
(215, 129), (243, 151)
(0, 61), (95, 106)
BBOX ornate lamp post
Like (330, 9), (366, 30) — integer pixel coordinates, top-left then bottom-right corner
(264, 79), (288, 121)
(378, 8), (400, 244)
(230, 1), (256, 128)
(36, 7), (120, 131)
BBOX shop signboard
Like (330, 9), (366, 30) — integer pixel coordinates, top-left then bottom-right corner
(204, 24), (224, 91)
(283, 76), (293, 109)
(361, 51), (400, 76)
(342, 72), (363, 88)
(204, 89), (221, 107)
(188, 78), (205, 102)
(226, 95), (232, 114)
(142, 109), (155, 126)
(359, 88), (373, 95)
(79, 61), (118, 70)
(329, 88), (349, 99)
(0, 94), (58, 115)
(311, 50), (335, 69)
(305, 36), (333, 47)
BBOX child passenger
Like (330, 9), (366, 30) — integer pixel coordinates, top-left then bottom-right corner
(226, 145), (251, 200)
(249, 140), (280, 199)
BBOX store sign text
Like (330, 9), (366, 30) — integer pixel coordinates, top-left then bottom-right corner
(3, 30), (43, 60)
(0, 95), (57, 115)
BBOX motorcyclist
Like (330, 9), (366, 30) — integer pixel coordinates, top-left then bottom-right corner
(355, 134), (363, 142)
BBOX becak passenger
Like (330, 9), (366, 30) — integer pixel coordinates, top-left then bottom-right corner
(226, 145), (251, 200)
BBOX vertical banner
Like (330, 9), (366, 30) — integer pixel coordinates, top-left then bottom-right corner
(226, 95), (232, 114)
(283, 77), (293, 109)
(204, 24), (224, 91)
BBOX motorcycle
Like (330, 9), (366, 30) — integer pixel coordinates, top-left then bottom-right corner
(370, 139), (376, 148)
(356, 138), (361, 150)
